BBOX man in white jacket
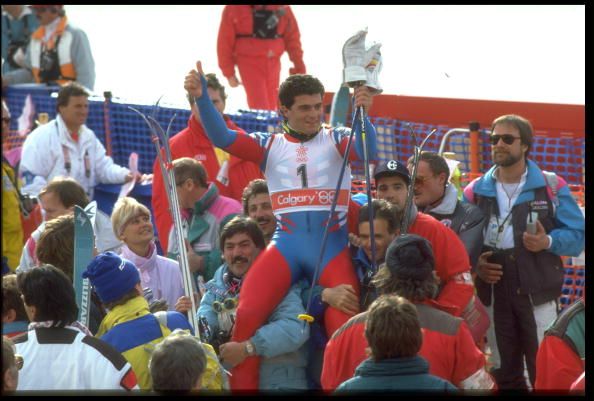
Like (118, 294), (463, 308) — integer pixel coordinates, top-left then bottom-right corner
(20, 82), (137, 199)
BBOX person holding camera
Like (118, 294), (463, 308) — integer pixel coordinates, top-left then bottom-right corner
(1, 5), (39, 74)
(2, 5), (95, 91)
(463, 114), (585, 390)
(217, 5), (305, 110)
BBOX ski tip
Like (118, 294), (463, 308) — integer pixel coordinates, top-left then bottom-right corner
(298, 314), (314, 323)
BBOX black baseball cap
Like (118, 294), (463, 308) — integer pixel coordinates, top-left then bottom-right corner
(374, 159), (410, 185)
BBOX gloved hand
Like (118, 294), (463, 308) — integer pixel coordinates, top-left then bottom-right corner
(364, 42), (383, 94)
(289, 61), (306, 75)
(342, 28), (368, 86)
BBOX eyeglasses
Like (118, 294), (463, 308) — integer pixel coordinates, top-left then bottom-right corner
(212, 298), (238, 313)
(490, 134), (521, 145)
(15, 354), (24, 370)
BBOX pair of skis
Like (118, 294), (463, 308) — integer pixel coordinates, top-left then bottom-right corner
(73, 201), (97, 328)
(129, 104), (198, 332)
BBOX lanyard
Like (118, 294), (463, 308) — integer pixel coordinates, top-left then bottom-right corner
(57, 121), (90, 177)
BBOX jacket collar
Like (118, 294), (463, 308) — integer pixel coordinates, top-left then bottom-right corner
(97, 296), (151, 337)
(424, 184), (458, 215)
(192, 182), (219, 215)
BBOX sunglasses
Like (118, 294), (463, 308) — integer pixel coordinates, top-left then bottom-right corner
(212, 298), (238, 313)
(413, 176), (430, 186)
(490, 134), (521, 145)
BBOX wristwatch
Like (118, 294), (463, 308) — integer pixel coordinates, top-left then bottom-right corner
(244, 341), (256, 357)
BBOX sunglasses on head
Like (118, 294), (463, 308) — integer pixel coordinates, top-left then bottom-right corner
(490, 134), (521, 145)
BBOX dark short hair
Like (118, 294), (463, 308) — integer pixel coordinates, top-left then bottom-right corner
(241, 179), (269, 215)
(278, 74), (325, 109)
(56, 82), (90, 112)
(150, 330), (207, 392)
(17, 264), (78, 326)
(186, 73), (227, 106)
(358, 199), (400, 234)
(365, 294), (422, 360)
(39, 177), (89, 209)
(220, 216), (266, 251)
(371, 264), (439, 302)
(2, 274), (28, 322)
(173, 157), (208, 188)
(36, 214), (75, 281)
(491, 114), (533, 158)
(407, 151), (450, 182)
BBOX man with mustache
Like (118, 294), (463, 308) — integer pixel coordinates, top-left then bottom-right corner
(197, 216), (310, 390)
(241, 179), (277, 245)
(463, 114), (585, 390)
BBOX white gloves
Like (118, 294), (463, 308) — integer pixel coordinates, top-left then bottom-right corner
(342, 28), (368, 86)
(364, 43), (382, 94)
(342, 28), (382, 92)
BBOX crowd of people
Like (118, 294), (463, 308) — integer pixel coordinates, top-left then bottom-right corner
(2, 4), (586, 395)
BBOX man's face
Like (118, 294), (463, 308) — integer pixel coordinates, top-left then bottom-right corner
(33, 6), (60, 26)
(491, 123), (526, 167)
(223, 232), (261, 278)
(59, 95), (89, 130)
(358, 218), (396, 264)
(39, 191), (71, 222)
(1, 102), (10, 143)
(408, 160), (447, 208)
(207, 87), (226, 114)
(376, 175), (408, 210)
(281, 94), (323, 136)
(247, 193), (276, 239)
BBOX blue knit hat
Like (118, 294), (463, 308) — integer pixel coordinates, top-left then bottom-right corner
(82, 251), (140, 304)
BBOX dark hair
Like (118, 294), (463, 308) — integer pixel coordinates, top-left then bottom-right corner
(56, 82), (90, 112)
(220, 216), (266, 251)
(36, 214), (75, 281)
(358, 199), (400, 234)
(407, 151), (450, 182)
(278, 74), (325, 109)
(371, 264), (439, 302)
(103, 288), (140, 311)
(2, 274), (28, 322)
(173, 157), (208, 188)
(365, 294), (422, 360)
(39, 177), (89, 209)
(17, 264), (78, 326)
(186, 73), (227, 106)
(491, 114), (533, 158)
(150, 331), (207, 392)
(241, 179), (270, 215)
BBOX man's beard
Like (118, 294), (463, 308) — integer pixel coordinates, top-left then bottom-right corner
(493, 151), (522, 167)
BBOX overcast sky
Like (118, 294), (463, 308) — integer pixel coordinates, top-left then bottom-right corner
(66, 5), (585, 111)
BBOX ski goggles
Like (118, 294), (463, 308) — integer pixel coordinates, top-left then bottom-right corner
(212, 298), (238, 313)
(489, 134), (521, 145)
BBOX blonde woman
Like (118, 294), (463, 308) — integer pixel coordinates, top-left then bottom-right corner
(111, 197), (184, 310)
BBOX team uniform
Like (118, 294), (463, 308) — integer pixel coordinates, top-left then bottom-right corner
(195, 76), (376, 389)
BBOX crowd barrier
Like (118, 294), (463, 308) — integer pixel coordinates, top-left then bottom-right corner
(4, 85), (585, 308)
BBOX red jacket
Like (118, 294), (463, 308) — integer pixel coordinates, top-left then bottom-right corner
(321, 299), (494, 391)
(217, 5), (305, 78)
(409, 212), (475, 316)
(152, 116), (262, 251)
(535, 335), (584, 390)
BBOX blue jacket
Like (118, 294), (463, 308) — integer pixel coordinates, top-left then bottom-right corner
(463, 159), (584, 257)
(463, 159), (585, 305)
(336, 355), (457, 392)
(198, 264), (310, 389)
